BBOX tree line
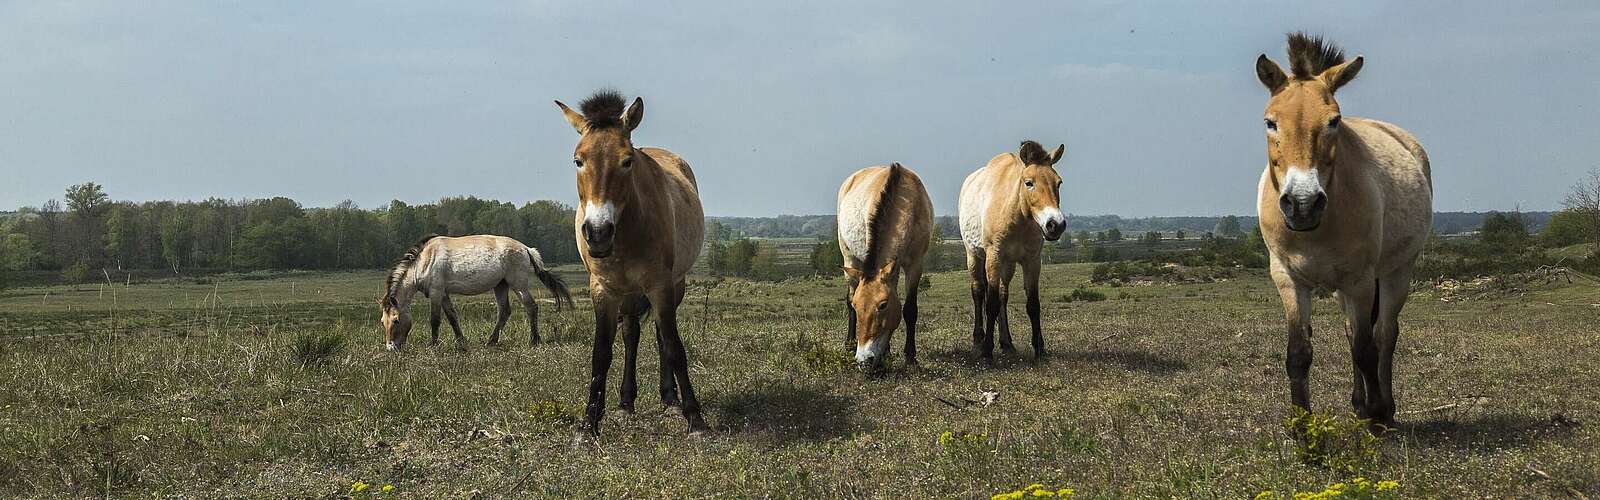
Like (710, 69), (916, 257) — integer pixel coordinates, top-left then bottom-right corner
(0, 183), (580, 280)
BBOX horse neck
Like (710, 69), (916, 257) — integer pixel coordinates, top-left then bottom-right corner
(393, 263), (423, 309)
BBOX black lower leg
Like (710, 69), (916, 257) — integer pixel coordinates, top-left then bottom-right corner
(656, 327), (680, 407)
(903, 292), (918, 364)
(658, 307), (707, 432)
(619, 313), (641, 412)
(582, 307), (616, 436)
(1027, 288), (1044, 358)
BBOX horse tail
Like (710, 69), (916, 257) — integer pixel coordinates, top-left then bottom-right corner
(1369, 278), (1380, 330)
(528, 247), (575, 310)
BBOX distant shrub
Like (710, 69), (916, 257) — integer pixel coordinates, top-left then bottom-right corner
(1283, 408), (1382, 474)
(1061, 287), (1106, 303)
(61, 261), (91, 285)
(291, 332), (346, 368)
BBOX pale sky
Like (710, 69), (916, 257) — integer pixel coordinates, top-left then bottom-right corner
(2, 1), (1596, 217)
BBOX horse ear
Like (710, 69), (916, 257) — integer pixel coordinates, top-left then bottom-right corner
(1048, 144), (1066, 165)
(1256, 54), (1287, 93)
(842, 266), (863, 280)
(877, 259), (897, 278)
(622, 97), (644, 132)
(1319, 55), (1363, 93)
(555, 100), (588, 135)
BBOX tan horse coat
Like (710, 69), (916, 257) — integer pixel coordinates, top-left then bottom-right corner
(836, 163), (933, 369)
(1255, 33), (1432, 426)
(557, 91), (708, 438)
(958, 141), (1067, 362)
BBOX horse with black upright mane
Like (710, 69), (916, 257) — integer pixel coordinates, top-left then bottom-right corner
(379, 234), (573, 350)
(1253, 33), (1432, 428)
(555, 90), (708, 439)
(836, 162), (933, 371)
(959, 140), (1069, 363)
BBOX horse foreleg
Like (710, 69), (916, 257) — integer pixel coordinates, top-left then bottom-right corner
(579, 296), (619, 439)
(967, 249), (988, 351)
(429, 300), (443, 346)
(1272, 262), (1314, 411)
(902, 266), (922, 365)
(489, 283), (511, 346)
(652, 285), (708, 435)
(845, 278), (858, 350)
(1341, 279), (1381, 425)
(441, 295), (466, 349)
(619, 296), (646, 414)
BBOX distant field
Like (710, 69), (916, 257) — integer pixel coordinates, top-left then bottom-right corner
(1, 263), (1597, 497)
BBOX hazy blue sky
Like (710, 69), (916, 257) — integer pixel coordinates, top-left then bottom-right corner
(3, 1), (1596, 216)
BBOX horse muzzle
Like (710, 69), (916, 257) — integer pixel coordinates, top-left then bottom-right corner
(1279, 191), (1327, 232)
(582, 221), (616, 257)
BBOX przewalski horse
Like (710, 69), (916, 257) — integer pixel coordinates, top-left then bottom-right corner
(555, 90), (709, 439)
(380, 234), (573, 350)
(959, 140), (1068, 363)
(1254, 33), (1432, 428)
(836, 163), (933, 371)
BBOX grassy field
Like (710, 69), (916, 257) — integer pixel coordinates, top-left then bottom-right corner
(1, 263), (1597, 498)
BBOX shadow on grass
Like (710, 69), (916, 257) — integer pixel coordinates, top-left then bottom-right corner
(1401, 413), (1577, 451)
(711, 382), (869, 444)
(1055, 348), (1190, 375)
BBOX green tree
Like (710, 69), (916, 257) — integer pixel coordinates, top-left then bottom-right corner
(722, 238), (758, 276)
(104, 204), (143, 270)
(1141, 231), (1161, 246)
(1215, 216), (1244, 239)
(1479, 212), (1528, 251)
(1106, 228), (1123, 242)
(1174, 229), (1187, 240)
(810, 239), (844, 275)
(1540, 209), (1593, 247)
(750, 241), (781, 280)
(61, 261), (91, 287)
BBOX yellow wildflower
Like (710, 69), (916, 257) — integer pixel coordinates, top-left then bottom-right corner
(1030, 489), (1054, 497)
(1057, 488), (1075, 498)
(382, 484), (395, 493)
(1376, 480), (1399, 491)
(1026, 483), (1046, 491)
(1254, 490), (1274, 500)
(350, 481), (369, 493)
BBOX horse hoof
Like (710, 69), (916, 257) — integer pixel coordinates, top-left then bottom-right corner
(615, 404), (636, 416)
(687, 427), (712, 439)
(570, 430), (596, 449)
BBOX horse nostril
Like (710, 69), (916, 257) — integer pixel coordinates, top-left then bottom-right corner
(1311, 192), (1328, 212)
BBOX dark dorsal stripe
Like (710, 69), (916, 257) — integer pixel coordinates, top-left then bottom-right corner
(1286, 32), (1345, 80)
(385, 234), (439, 303)
(863, 163), (905, 279)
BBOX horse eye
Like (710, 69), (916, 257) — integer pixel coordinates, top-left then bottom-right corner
(621, 156), (634, 169)
(1024, 180), (1035, 190)
(1328, 115), (1341, 128)
(1265, 119), (1277, 131)
(877, 301), (889, 311)
(573, 158), (583, 168)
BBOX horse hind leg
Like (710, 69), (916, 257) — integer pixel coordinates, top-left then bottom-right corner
(511, 287), (541, 344)
(1371, 269), (1414, 428)
(429, 298), (444, 346)
(488, 281), (511, 346)
(651, 282), (707, 434)
(967, 249), (988, 351)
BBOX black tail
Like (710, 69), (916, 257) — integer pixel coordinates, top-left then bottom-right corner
(528, 248), (575, 310)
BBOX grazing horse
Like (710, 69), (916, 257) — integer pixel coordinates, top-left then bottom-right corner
(959, 140), (1068, 363)
(836, 163), (933, 371)
(555, 90), (708, 438)
(380, 234), (573, 350)
(1253, 33), (1432, 427)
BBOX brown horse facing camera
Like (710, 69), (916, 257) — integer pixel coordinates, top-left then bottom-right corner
(1254, 33), (1433, 428)
(958, 140), (1068, 363)
(836, 163), (933, 372)
(555, 90), (709, 440)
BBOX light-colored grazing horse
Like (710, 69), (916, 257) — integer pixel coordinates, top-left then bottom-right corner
(836, 163), (933, 371)
(555, 90), (708, 438)
(1254, 33), (1432, 427)
(380, 234), (573, 350)
(959, 140), (1068, 363)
